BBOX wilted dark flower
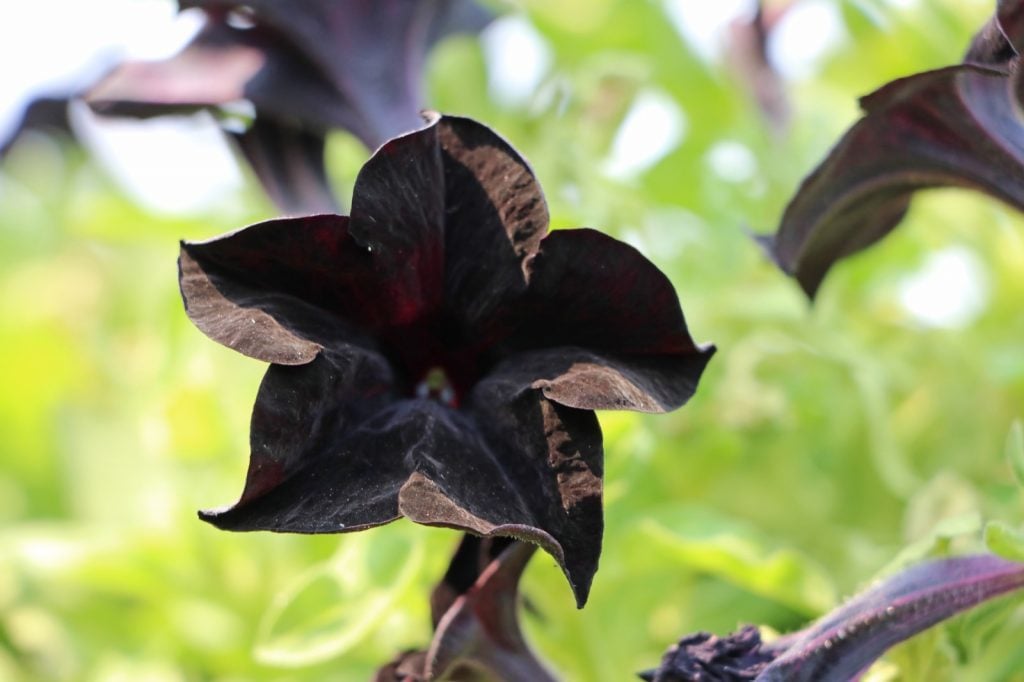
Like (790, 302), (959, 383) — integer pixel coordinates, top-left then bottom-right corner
(639, 627), (773, 682)
(642, 554), (1024, 682)
(180, 113), (713, 606)
(761, 0), (1024, 298)
(88, 0), (492, 214)
(375, 535), (554, 682)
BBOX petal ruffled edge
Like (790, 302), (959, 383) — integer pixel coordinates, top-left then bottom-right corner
(497, 227), (715, 412)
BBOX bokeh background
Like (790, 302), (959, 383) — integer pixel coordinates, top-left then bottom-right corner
(3, 0), (1024, 679)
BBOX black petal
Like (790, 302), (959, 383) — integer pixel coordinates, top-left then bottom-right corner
(503, 228), (715, 412)
(202, 348), (604, 606)
(438, 115), (549, 330)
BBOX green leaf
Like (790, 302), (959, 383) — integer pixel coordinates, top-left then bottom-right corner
(881, 511), (983, 575)
(642, 506), (836, 616)
(253, 529), (425, 667)
(984, 521), (1024, 563)
(1005, 420), (1024, 488)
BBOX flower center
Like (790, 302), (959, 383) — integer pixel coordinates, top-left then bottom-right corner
(415, 366), (457, 407)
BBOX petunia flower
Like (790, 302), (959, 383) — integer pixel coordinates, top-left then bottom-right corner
(374, 535), (554, 682)
(641, 554), (1024, 681)
(179, 113), (714, 606)
(88, 0), (493, 214)
(760, 0), (1024, 298)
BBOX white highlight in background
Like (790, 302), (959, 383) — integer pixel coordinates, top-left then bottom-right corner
(768, 0), (846, 79)
(602, 89), (686, 180)
(0, 0), (201, 144)
(663, 0), (754, 62)
(482, 15), (553, 108)
(897, 246), (989, 329)
(69, 101), (242, 215)
(705, 140), (757, 183)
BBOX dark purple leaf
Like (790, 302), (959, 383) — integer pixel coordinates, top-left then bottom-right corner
(644, 555), (1024, 682)
(762, 0), (1024, 298)
(757, 554), (1024, 681)
(181, 115), (711, 606)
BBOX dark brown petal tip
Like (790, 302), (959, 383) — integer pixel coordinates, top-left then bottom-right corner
(437, 115), (550, 327)
(178, 241), (323, 365)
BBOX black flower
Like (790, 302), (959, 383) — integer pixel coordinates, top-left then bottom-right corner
(761, 0), (1024, 298)
(88, 0), (492, 214)
(180, 114), (713, 606)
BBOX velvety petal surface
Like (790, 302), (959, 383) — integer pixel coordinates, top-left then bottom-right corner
(199, 349), (404, 531)
(179, 202), (443, 366)
(445, 374), (605, 606)
(181, 111), (712, 611)
(202, 350), (604, 606)
(437, 115), (549, 329)
(348, 117), (445, 326)
(764, 1), (1024, 298)
(498, 228), (714, 412)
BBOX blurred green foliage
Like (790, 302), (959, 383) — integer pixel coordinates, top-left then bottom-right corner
(2, 0), (1024, 679)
